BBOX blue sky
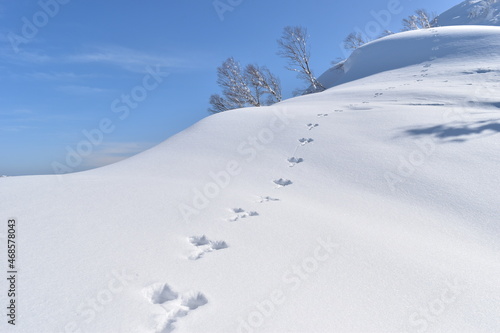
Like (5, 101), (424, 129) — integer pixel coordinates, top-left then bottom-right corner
(0, 0), (459, 176)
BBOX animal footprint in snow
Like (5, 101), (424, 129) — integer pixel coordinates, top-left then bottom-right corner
(188, 235), (228, 260)
(287, 157), (304, 167)
(298, 138), (314, 145)
(374, 92), (383, 97)
(229, 208), (259, 222)
(307, 123), (319, 130)
(179, 291), (208, 310)
(143, 283), (178, 305)
(258, 196), (280, 203)
(334, 109), (343, 112)
(423, 64), (432, 68)
(273, 178), (293, 188)
(317, 113), (329, 117)
(142, 283), (208, 333)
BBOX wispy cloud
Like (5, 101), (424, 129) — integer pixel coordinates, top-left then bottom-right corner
(24, 71), (98, 81)
(66, 45), (189, 73)
(0, 109), (33, 116)
(81, 142), (156, 169)
(0, 44), (190, 73)
(0, 47), (52, 64)
(0, 109), (41, 129)
(0, 109), (93, 126)
(0, 125), (33, 132)
(56, 85), (114, 95)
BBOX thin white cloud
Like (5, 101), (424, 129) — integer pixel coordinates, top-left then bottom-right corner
(24, 71), (98, 81)
(56, 85), (113, 95)
(0, 109), (33, 116)
(0, 125), (33, 132)
(0, 48), (52, 63)
(67, 46), (189, 73)
(0, 44), (190, 73)
(81, 142), (156, 169)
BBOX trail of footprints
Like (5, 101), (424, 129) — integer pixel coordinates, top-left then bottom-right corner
(142, 83), (434, 330)
(144, 110), (339, 331)
(140, 44), (447, 329)
(144, 78), (433, 330)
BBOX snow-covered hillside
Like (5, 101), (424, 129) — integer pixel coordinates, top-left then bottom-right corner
(320, 25), (500, 88)
(319, 0), (500, 89)
(437, 0), (500, 26)
(1, 25), (500, 333)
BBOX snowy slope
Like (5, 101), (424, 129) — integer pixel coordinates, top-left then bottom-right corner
(1, 26), (500, 333)
(319, 1), (500, 89)
(436, 0), (500, 26)
(319, 25), (500, 89)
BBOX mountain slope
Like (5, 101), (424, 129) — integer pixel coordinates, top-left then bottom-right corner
(319, 25), (500, 88)
(437, 0), (500, 26)
(1, 26), (500, 333)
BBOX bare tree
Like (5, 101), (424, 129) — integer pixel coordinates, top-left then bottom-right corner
(402, 9), (437, 31)
(277, 26), (324, 93)
(245, 64), (282, 104)
(243, 64), (265, 107)
(343, 32), (368, 51)
(379, 30), (395, 38)
(208, 58), (282, 113)
(208, 94), (232, 114)
(216, 57), (259, 108)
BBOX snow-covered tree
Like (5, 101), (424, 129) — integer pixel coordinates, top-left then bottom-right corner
(380, 30), (395, 38)
(469, 0), (497, 20)
(208, 58), (282, 114)
(277, 26), (325, 93)
(402, 9), (437, 31)
(216, 57), (258, 108)
(245, 64), (282, 105)
(343, 32), (368, 51)
(208, 94), (233, 114)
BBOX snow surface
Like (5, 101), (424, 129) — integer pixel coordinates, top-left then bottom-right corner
(436, 0), (500, 26)
(1, 26), (500, 333)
